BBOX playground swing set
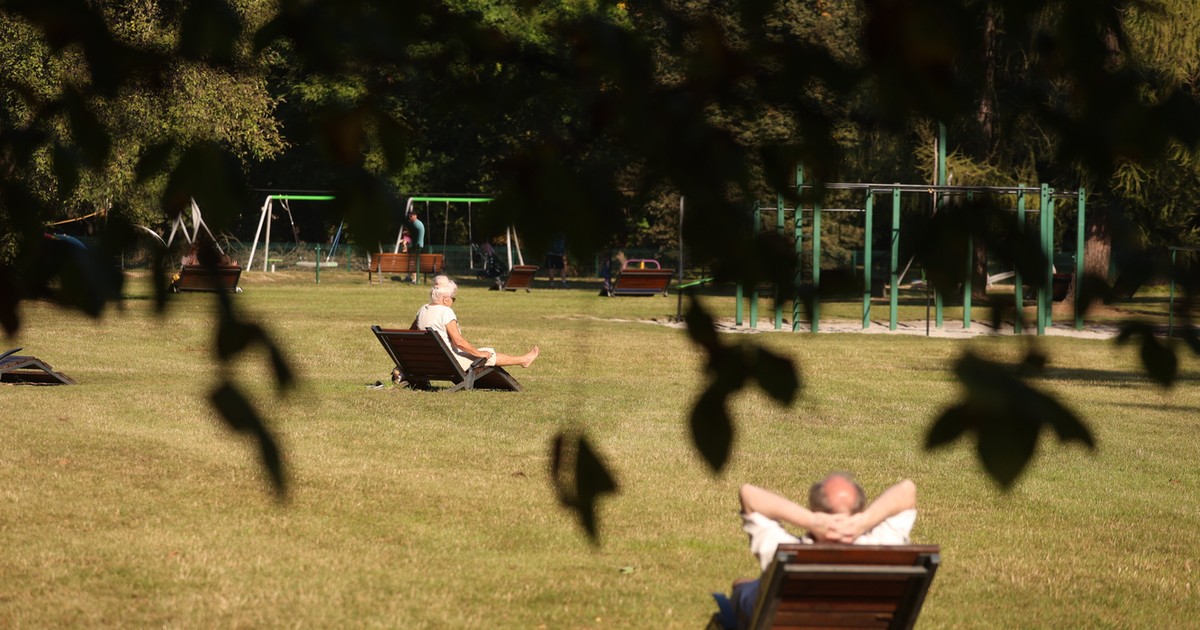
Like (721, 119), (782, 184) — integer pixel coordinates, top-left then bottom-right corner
(733, 163), (1088, 336)
(244, 193), (544, 286)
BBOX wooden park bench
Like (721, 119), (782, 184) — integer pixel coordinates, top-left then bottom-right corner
(371, 326), (522, 392)
(711, 543), (941, 630)
(171, 265), (242, 293)
(605, 265), (675, 296)
(0, 348), (76, 385)
(499, 265), (539, 291)
(367, 252), (445, 285)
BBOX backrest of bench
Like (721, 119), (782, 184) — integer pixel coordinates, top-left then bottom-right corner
(176, 266), (241, 291)
(751, 544), (940, 630)
(504, 265), (539, 290)
(372, 326), (464, 382)
(368, 253), (445, 274)
(613, 268), (674, 294)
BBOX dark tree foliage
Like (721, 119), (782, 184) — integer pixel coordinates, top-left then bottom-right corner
(3, 0), (1200, 539)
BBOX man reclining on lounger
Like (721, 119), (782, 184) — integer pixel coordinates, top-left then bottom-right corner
(715, 473), (917, 629)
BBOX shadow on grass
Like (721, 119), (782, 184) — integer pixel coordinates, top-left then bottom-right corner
(1031, 367), (1200, 387)
(1104, 401), (1200, 414)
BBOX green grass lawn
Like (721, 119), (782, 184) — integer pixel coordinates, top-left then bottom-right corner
(3, 270), (1198, 628)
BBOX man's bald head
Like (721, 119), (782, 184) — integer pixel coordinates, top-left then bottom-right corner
(808, 472), (866, 515)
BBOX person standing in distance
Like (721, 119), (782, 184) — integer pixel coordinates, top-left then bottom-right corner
(407, 209), (425, 283)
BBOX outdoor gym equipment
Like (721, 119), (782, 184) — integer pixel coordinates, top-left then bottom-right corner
(737, 166), (1087, 336)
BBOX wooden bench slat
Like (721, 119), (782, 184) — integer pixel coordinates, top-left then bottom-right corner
(367, 253), (445, 283)
(173, 265), (242, 293)
(608, 268), (674, 296)
(745, 544), (940, 630)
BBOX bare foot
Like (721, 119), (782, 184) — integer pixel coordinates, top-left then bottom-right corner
(520, 346), (540, 368)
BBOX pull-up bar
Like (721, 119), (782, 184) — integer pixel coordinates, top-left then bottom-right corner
(737, 173), (1088, 336)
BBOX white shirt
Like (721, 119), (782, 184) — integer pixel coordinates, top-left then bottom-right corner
(742, 509), (917, 572)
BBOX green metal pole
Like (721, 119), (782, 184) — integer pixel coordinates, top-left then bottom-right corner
(1047, 195), (1056, 330)
(890, 187), (901, 331)
(736, 283), (744, 326)
(1075, 188), (1086, 330)
(1038, 184), (1050, 335)
(963, 191), (973, 329)
(776, 194), (784, 330)
(794, 166), (804, 332)
(812, 196), (822, 333)
(1014, 189), (1025, 334)
(863, 191), (873, 329)
(936, 122), (947, 329)
(750, 205), (760, 329)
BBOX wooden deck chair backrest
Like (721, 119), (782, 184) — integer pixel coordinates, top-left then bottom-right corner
(0, 351), (76, 385)
(749, 543), (940, 630)
(174, 265), (242, 292)
(501, 265), (539, 291)
(371, 326), (522, 392)
(609, 268), (674, 296)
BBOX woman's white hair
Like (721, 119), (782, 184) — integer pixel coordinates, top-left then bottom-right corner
(430, 279), (458, 304)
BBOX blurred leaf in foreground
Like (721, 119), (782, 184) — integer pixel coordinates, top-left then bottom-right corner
(550, 432), (618, 544)
(927, 351), (1095, 489)
(211, 382), (288, 500)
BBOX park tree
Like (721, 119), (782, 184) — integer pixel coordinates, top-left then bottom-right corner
(3, 0), (1200, 539)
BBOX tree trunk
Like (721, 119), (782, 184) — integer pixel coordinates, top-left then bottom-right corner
(972, 8), (997, 299)
(1083, 204), (1112, 283)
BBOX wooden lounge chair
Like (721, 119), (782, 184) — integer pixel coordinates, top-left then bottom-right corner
(499, 265), (539, 291)
(0, 348), (76, 385)
(172, 265), (243, 293)
(713, 543), (940, 630)
(371, 326), (522, 392)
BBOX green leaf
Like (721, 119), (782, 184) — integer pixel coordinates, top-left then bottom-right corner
(160, 143), (249, 231)
(0, 268), (19, 337)
(690, 386), (734, 474)
(52, 144), (81, 198)
(210, 382), (287, 499)
(135, 142), (175, 183)
(180, 0), (243, 63)
(217, 317), (265, 361)
(575, 437), (617, 541)
(1139, 332), (1178, 387)
(925, 404), (972, 449)
(684, 300), (719, 353)
(267, 343), (296, 391)
(976, 410), (1040, 490)
(753, 345), (798, 405)
(63, 90), (110, 168)
(930, 351), (1092, 489)
(549, 433), (618, 543)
